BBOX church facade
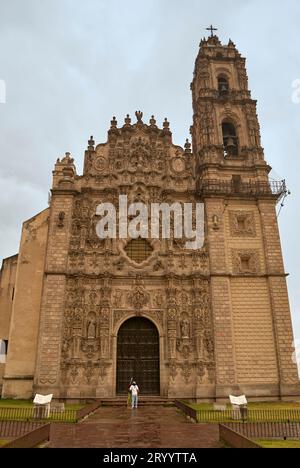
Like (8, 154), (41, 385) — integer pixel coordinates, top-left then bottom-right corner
(0, 34), (299, 401)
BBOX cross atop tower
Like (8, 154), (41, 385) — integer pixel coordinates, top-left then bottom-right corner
(206, 25), (218, 37)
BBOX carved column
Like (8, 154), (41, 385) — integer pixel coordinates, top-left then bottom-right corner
(166, 279), (178, 361)
(100, 304), (110, 359)
(194, 308), (205, 360)
(167, 307), (177, 360)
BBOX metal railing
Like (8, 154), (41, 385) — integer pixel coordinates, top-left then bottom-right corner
(1, 424), (51, 449)
(0, 420), (44, 438)
(219, 424), (263, 449)
(175, 400), (197, 421)
(198, 179), (287, 200)
(0, 400), (103, 446)
(175, 401), (300, 424)
(196, 409), (300, 423)
(224, 422), (300, 440)
(0, 400), (102, 426)
(0, 407), (77, 423)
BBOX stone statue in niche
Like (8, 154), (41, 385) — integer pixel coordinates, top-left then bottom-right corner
(100, 306), (110, 327)
(180, 317), (190, 339)
(57, 212), (65, 228)
(62, 339), (70, 358)
(86, 313), (97, 339)
(113, 290), (123, 308)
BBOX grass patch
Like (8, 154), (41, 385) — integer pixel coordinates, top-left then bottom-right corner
(0, 439), (10, 446)
(248, 402), (300, 411)
(64, 404), (84, 411)
(180, 400), (300, 423)
(185, 401), (300, 411)
(0, 399), (84, 410)
(186, 402), (214, 411)
(254, 439), (300, 449)
(0, 399), (85, 422)
(0, 399), (33, 408)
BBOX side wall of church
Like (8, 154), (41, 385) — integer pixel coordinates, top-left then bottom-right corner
(207, 197), (299, 398)
(34, 193), (74, 398)
(2, 209), (49, 399)
(0, 255), (18, 388)
(258, 201), (299, 394)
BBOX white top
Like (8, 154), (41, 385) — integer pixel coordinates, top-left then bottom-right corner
(130, 385), (139, 396)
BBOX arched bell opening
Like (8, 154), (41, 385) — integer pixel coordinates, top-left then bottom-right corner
(222, 121), (239, 157)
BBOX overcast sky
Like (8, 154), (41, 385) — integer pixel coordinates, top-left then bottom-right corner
(0, 0), (299, 347)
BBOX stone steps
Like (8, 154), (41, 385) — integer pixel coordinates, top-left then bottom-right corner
(100, 397), (174, 407)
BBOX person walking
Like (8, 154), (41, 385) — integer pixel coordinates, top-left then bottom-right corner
(129, 381), (139, 409)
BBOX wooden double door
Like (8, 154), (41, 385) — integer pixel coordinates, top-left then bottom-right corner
(116, 317), (160, 395)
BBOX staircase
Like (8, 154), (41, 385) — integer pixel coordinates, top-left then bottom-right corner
(100, 397), (174, 407)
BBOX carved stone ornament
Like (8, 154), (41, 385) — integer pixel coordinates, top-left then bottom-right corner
(232, 249), (260, 274)
(180, 361), (193, 384)
(168, 361), (178, 381)
(229, 211), (256, 238)
(127, 286), (150, 311)
(171, 157), (186, 174)
(94, 156), (107, 173)
(114, 310), (128, 327)
(177, 339), (194, 360)
(57, 211), (65, 228)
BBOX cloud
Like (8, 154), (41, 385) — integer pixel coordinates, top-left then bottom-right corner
(0, 0), (299, 337)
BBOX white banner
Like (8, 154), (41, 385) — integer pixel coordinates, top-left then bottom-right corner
(33, 394), (53, 405)
(229, 395), (247, 406)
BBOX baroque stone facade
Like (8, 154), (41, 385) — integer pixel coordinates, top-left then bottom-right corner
(0, 34), (299, 401)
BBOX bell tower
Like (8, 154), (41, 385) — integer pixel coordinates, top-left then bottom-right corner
(191, 32), (267, 182)
(191, 31), (300, 399)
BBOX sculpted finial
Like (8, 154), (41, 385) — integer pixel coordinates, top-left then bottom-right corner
(135, 110), (143, 123)
(124, 114), (131, 126)
(149, 115), (157, 127)
(110, 116), (118, 128)
(88, 136), (95, 150)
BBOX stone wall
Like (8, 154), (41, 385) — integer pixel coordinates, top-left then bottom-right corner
(0, 255), (18, 339)
(2, 209), (49, 399)
(206, 197), (299, 398)
(0, 255), (18, 389)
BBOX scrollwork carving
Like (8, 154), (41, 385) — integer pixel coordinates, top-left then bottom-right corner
(128, 286), (150, 311)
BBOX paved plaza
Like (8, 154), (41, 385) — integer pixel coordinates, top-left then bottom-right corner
(49, 406), (221, 448)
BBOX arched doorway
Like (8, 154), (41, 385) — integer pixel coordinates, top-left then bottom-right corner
(116, 317), (160, 395)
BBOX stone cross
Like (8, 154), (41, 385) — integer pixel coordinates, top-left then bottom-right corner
(206, 25), (218, 37)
